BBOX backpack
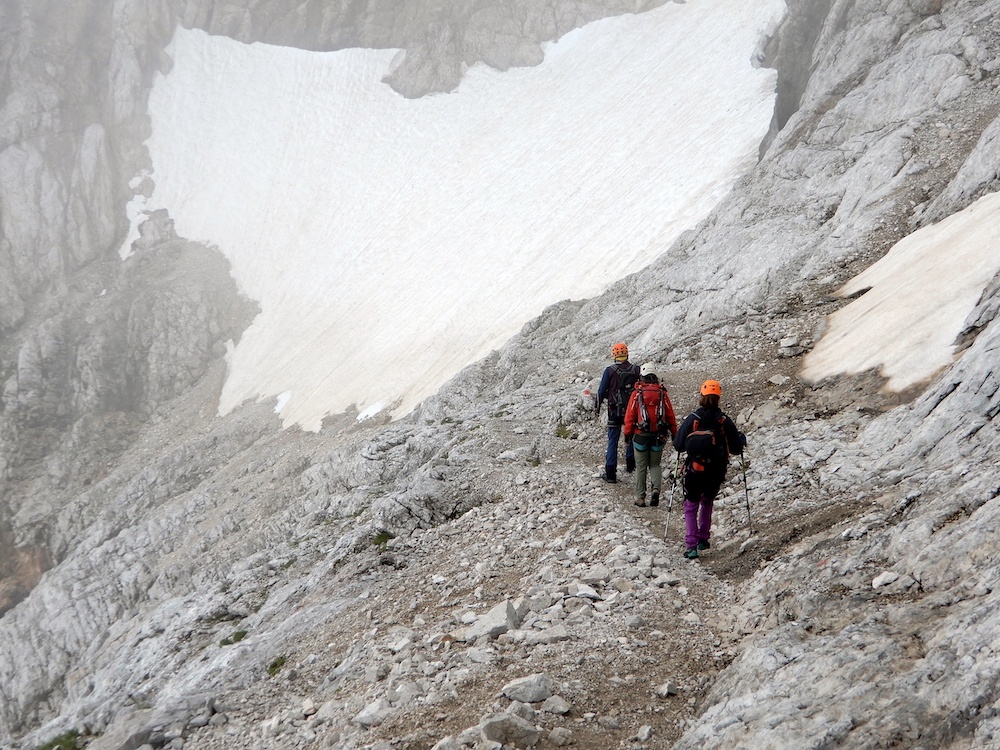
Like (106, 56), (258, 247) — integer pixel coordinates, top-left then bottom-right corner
(684, 412), (727, 472)
(607, 363), (639, 420)
(637, 385), (671, 436)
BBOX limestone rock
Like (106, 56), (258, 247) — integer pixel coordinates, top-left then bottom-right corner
(501, 674), (555, 703)
(353, 699), (393, 728)
(479, 713), (541, 748)
(463, 599), (521, 642)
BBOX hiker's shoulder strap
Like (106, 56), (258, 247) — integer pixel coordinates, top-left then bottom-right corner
(618, 362), (638, 377)
(636, 386), (649, 415)
(696, 405), (722, 424)
(655, 386), (667, 412)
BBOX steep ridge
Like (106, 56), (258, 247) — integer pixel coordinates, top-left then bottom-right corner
(2, 0), (1000, 749)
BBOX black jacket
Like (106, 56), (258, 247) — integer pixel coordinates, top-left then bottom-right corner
(596, 361), (640, 425)
(674, 406), (745, 468)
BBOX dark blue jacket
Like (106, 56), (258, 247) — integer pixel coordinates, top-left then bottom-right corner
(597, 361), (640, 426)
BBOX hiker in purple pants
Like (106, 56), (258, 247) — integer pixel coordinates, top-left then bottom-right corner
(673, 379), (746, 559)
(684, 494), (717, 550)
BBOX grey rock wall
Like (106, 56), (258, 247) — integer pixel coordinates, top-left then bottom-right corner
(677, 296), (1000, 749)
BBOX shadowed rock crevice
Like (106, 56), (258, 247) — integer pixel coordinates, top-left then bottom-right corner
(759, 0), (836, 157)
(0, 526), (50, 619)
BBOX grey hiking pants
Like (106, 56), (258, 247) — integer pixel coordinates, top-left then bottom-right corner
(633, 433), (664, 499)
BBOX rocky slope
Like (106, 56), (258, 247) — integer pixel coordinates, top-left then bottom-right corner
(2, 0), (1000, 749)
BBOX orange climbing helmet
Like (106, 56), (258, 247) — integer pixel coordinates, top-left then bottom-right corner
(700, 379), (722, 396)
(611, 342), (629, 362)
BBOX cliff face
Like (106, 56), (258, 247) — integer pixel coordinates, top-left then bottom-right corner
(2, 0), (1000, 748)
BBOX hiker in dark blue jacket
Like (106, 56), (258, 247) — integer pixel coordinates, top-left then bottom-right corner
(595, 342), (640, 483)
(673, 379), (746, 559)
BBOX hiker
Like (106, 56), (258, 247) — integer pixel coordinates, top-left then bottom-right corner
(673, 379), (746, 559)
(623, 363), (677, 507)
(595, 342), (641, 483)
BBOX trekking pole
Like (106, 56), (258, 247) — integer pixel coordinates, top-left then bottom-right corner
(740, 452), (753, 535)
(664, 453), (681, 541)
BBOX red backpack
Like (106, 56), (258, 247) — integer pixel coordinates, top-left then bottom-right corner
(637, 384), (670, 436)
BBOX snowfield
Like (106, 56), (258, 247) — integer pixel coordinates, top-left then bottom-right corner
(130, 0), (784, 430)
(802, 190), (1000, 391)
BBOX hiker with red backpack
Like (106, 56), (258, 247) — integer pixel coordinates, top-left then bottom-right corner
(623, 363), (677, 507)
(595, 343), (641, 483)
(673, 379), (746, 559)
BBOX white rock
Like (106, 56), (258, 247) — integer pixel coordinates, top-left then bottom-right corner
(457, 726), (481, 745)
(872, 571), (901, 589)
(480, 713), (541, 748)
(353, 698), (393, 728)
(502, 673), (554, 703)
(463, 600), (520, 642)
(524, 624), (571, 645)
(506, 700), (535, 720)
(541, 695), (572, 715)
(654, 573), (681, 587)
(568, 582), (602, 600)
(465, 647), (497, 664)
(549, 727), (573, 746)
(632, 725), (654, 741)
(655, 682), (679, 698)
(581, 564), (612, 584)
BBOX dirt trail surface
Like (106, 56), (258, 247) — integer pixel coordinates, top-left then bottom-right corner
(177, 308), (879, 750)
(182, 443), (735, 749)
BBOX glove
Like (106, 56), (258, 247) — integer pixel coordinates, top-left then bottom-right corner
(625, 435), (633, 445)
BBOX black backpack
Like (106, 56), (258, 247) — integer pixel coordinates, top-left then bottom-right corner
(607, 363), (639, 421)
(684, 411), (726, 472)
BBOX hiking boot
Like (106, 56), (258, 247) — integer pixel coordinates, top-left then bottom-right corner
(697, 540), (711, 551)
(684, 547), (699, 559)
(649, 489), (660, 507)
(634, 498), (646, 507)
(626, 456), (636, 473)
(601, 471), (617, 484)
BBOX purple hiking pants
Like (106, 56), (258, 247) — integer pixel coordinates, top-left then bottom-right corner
(682, 469), (724, 548)
(684, 498), (714, 548)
